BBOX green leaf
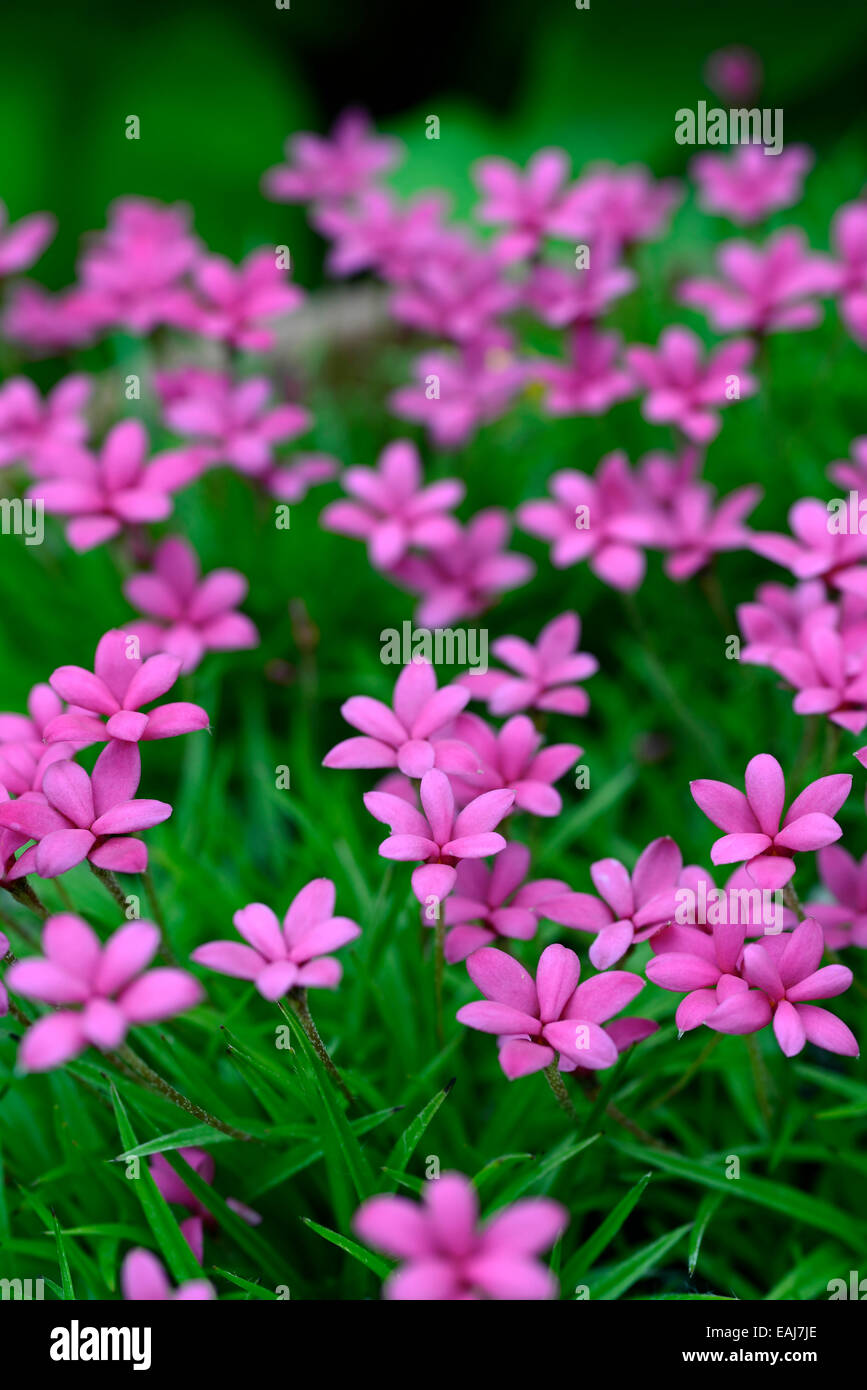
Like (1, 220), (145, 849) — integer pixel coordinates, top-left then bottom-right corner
(51, 1209), (75, 1300)
(302, 1218), (391, 1279)
(383, 1079), (454, 1183)
(688, 1192), (724, 1276)
(589, 1223), (692, 1300)
(562, 1172), (652, 1287)
(212, 1266), (283, 1300)
(113, 1126), (235, 1162)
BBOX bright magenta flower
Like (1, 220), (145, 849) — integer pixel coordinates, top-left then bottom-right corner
(752, 497), (867, 595)
(737, 580), (838, 667)
(525, 252), (636, 327)
(545, 837), (684, 968)
(533, 326), (635, 417)
(1, 281), (106, 355)
(691, 753), (851, 889)
(390, 236), (519, 343)
(6, 915), (202, 1070)
(678, 229), (838, 335)
(314, 188), (448, 279)
(810, 846), (867, 949)
(625, 326), (756, 444)
(691, 145), (813, 226)
(29, 419), (200, 552)
(122, 1249), (214, 1301)
(0, 200), (55, 276)
(0, 741), (171, 879)
(0, 682), (79, 794)
(124, 537), (258, 674)
(457, 942), (652, 1077)
(354, 1170), (567, 1300)
(263, 109), (402, 204)
(323, 659), (477, 778)
(77, 196), (201, 335)
(828, 199), (867, 348)
(828, 436), (867, 492)
(0, 374), (91, 473)
(472, 148), (584, 260)
(770, 624), (867, 733)
(449, 712), (580, 817)
(321, 439), (464, 569)
(392, 508), (534, 627)
(185, 247), (303, 351)
(460, 611), (598, 717)
(658, 480), (760, 581)
(45, 629), (209, 745)
(442, 842), (573, 962)
(564, 162), (681, 250)
(148, 1147), (260, 1262)
(192, 879), (361, 997)
(389, 346), (526, 449)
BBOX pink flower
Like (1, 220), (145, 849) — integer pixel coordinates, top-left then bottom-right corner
(626, 326), (756, 444)
(122, 1249), (214, 1301)
(263, 109), (402, 204)
(0, 682), (80, 794)
(460, 610), (598, 717)
(45, 628), (210, 745)
(737, 580), (837, 666)
(828, 200), (867, 347)
(392, 509), (534, 627)
(0, 201), (55, 276)
(810, 846), (867, 949)
(0, 742), (172, 879)
(124, 537), (258, 674)
(323, 660), (477, 778)
(1, 282), (106, 356)
(524, 252), (636, 328)
(6, 914), (202, 1069)
(457, 942), (653, 1077)
(29, 419), (200, 552)
(691, 753), (851, 889)
(185, 247), (303, 351)
(828, 436), (867, 492)
(678, 230), (838, 334)
(442, 842), (572, 962)
(389, 346), (525, 449)
(320, 439), (464, 569)
(517, 450), (660, 591)
(751, 497), (867, 596)
(192, 879), (361, 996)
(544, 837), (684, 969)
(353, 1170), (567, 1300)
(533, 326), (635, 417)
(769, 624), (867, 733)
(364, 767), (514, 905)
(659, 480), (760, 581)
(77, 197), (201, 335)
(148, 1147), (260, 1262)
(704, 46), (762, 103)
(0, 374), (91, 473)
(389, 236), (519, 343)
(448, 712), (580, 817)
(0, 790), (30, 891)
(564, 163), (682, 250)
(472, 148), (584, 260)
(691, 146), (813, 226)
(313, 189), (448, 280)
(0, 931), (8, 1016)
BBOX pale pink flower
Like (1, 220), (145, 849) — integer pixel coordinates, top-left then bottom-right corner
(263, 109), (402, 204)
(148, 1147), (260, 1262)
(77, 197), (201, 335)
(392, 509), (534, 627)
(457, 942), (653, 1077)
(0, 742), (172, 879)
(460, 610), (598, 717)
(29, 419), (201, 552)
(323, 659), (477, 779)
(704, 46), (762, 103)
(517, 450), (660, 591)
(124, 537), (258, 674)
(659, 480), (761, 580)
(389, 346), (526, 449)
(472, 148), (584, 260)
(691, 752), (851, 889)
(565, 163), (682, 249)
(354, 1170), (567, 1300)
(6, 915), (202, 1069)
(625, 326), (757, 444)
(185, 247), (303, 351)
(533, 326), (635, 417)
(192, 879), (361, 996)
(542, 837), (684, 969)
(320, 439), (464, 569)
(442, 842), (573, 962)
(0, 375), (91, 473)
(448, 712), (580, 817)
(0, 201), (55, 275)
(751, 497), (867, 596)
(45, 628), (209, 746)
(363, 767), (514, 905)
(678, 229), (838, 334)
(810, 846), (867, 949)
(122, 1248), (214, 1301)
(691, 145), (813, 226)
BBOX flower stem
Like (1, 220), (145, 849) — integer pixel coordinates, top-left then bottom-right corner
(0, 902), (40, 949)
(821, 720), (841, 776)
(285, 989), (354, 1105)
(89, 863), (129, 914)
(782, 882), (806, 922)
(434, 916), (445, 1047)
(746, 1034), (772, 1127)
(5, 878), (48, 920)
(112, 1042), (253, 1141)
(543, 1063), (577, 1119)
(647, 1032), (723, 1110)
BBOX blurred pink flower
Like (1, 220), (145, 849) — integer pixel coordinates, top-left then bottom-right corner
(449, 712), (580, 817)
(659, 480), (761, 580)
(45, 628), (209, 745)
(192, 879), (361, 996)
(263, 109), (402, 204)
(442, 842), (572, 962)
(828, 436), (867, 492)
(323, 659), (477, 778)
(1, 281), (106, 355)
(769, 624), (867, 732)
(185, 247), (303, 351)
(364, 767), (514, 905)
(457, 942), (653, 1077)
(389, 346), (526, 449)
(0, 374), (91, 473)
(828, 200), (867, 348)
(517, 450), (660, 591)
(390, 235), (518, 343)
(391, 508), (533, 626)
(703, 46), (763, 103)
(691, 145), (813, 226)
(460, 610), (598, 717)
(0, 201), (55, 276)
(77, 197), (201, 335)
(737, 580), (837, 666)
(354, 1170), (567, 1300)
(313, 189), (448, 279)
(625, 326), (757, 444)
(29, 419), (200, 552)
(0, 682), (80, 795)
(148, 1147), (260, 1262)
(472, 148), (584, 260)
(124, 536), (259, 673)
(122, 1249), (214, 1301)
(320, 439), (464, 569)
(525, 252), (636, 327)
(533, 325), (635, 417)
(6, 914), (201, 1069)
(810, 846), (867, 949)
(544, 837), (684, 969)
(565, 163), (682, 249)
(751, 497), (867, 596)
(679, 229), (838, 334)
(691, 752), (851, 889)
(0, 741), (172, 879)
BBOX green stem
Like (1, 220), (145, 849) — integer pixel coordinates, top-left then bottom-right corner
(88, 862), (129, 914)
(113, 1043), (253, 1141)
(543, 1063), (577, 1119)
(647, 1032), (723, 1110)
(782, 882), (806, 922)
(5, 878), (48, 920)
(434, 916), (445, 1047)
(746, 1034), (772, 1127)
(821, 721), (841, 776)
(284, 989), (354, 1104)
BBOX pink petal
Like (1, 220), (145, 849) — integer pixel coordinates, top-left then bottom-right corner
(19, 1012), (86, 1071)
(191, 940), (264, 980)
(118, 968), (203, 1022)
